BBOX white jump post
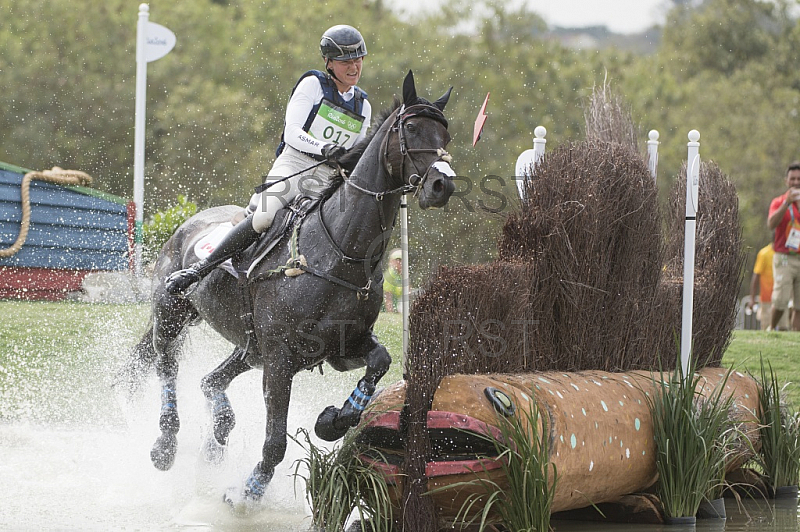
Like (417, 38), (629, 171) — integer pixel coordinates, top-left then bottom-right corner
(647, 130), (659, 182)
(514, 126), (547, 200)
(400, 195), (410, 366)
(133, 4), (175, 276)
(680, 130), (701, 379)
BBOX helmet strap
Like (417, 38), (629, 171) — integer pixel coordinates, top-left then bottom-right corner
(325, 60), (353, 93)
(325, 59), (340, 83)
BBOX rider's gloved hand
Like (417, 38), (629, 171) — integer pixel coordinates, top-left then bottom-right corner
(321, 143), (347, 163)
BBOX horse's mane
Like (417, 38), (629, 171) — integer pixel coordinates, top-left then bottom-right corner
(318, 98), (403, 202)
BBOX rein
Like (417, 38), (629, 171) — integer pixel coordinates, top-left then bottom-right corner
(253, 160), (328, 194)
(278, 103), (452, 299)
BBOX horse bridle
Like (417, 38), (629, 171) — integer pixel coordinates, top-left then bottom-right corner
(382, 103), (453, 195)
(342, 102), (453, 232)
(310, 103), (452, 298)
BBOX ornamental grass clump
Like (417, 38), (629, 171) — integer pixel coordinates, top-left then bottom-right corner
(647, 362), (738, 520)
(431, 393), (557, 532)
(291, 427), (393, 532)
(754, 358), (800, 493)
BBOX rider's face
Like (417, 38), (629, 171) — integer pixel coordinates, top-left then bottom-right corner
(787, 169), (800, 190)
(328, 57), (363, 91)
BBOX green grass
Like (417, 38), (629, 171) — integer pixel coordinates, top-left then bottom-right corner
(722, 330), (800, 407)
(0, 301), (403, 377)
(2, 300), (799, 411)
(371, 311), (404, 382)
(0, 300), (148, 358)
(0, 300), (151, 424)
(0, 301), (406, 423)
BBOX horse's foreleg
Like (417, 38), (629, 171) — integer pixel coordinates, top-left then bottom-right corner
(200, 347), (252, 446)
(242, 363), (293, 501)
(315, 337), (391, 442)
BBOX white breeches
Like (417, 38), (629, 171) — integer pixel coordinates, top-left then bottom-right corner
(248, 146), (337, 233)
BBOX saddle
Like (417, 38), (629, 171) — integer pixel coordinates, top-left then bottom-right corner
(232, 195), (320, 280)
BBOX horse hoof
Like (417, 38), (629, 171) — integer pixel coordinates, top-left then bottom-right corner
(151, 433), (177, 471)
(221, 468), (271, 512)
(223, 488), (259, 516)
(315, 405), (349, 442)
(242, 464), (274, 501)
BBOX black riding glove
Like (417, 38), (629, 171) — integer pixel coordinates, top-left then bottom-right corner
(321, 143), (347, 163)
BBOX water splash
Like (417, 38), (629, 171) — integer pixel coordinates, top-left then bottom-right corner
(0, 305), (362, 529)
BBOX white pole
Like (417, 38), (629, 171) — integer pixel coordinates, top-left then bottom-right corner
(515, 126), (547, 200)
(400, 194), (410, 368)
(533, 125), (547, 165)
(133, 3), (149, 276)
(680, 129), (701, 378)
(647, 129), (659, 182)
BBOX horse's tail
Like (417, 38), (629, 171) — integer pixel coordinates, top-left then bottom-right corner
(114, 314), (157, 395)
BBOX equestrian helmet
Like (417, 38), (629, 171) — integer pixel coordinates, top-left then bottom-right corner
(320, 25), (367, 61)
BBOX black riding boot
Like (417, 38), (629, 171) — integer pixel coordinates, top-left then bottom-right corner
(164, 214), (260, 296)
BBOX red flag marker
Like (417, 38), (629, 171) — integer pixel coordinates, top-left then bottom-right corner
(473, 92), (490, 147)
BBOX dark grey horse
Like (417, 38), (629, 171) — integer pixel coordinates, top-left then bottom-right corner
(123, 71), (454, 503)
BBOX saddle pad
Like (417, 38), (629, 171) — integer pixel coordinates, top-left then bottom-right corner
(193, 222), (238, 278)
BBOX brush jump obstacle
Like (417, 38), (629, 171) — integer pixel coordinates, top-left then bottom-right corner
(122, 71), (456, 506)
(350, 86), (759, 531)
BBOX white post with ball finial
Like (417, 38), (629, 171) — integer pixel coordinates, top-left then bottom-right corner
(515, 126), (547, 200)
(647, 130), (659, 182)
(680, 129), (701, 379)
(400, 194), (409, 367)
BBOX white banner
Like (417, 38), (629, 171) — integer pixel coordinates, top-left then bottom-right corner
(144, 21), (176, 62)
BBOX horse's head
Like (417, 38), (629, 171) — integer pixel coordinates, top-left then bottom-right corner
(384, 71), (455, 209)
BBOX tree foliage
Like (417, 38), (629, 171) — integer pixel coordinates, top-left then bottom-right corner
(1, 0), (799, 287)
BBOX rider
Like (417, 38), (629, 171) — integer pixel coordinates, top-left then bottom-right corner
(165, 24), (372, 295)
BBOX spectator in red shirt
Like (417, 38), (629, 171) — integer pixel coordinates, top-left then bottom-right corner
(767, 161), (800, 330)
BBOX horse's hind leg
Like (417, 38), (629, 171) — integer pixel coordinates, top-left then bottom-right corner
(200, 347), (252, 449)
(150, 297), (194, 471)
(115, 325), (156, 393)
(315, 334), (391, 441)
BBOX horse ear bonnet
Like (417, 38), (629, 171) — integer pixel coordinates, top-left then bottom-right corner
(432, 87), (452, 111)
(401, 70), (451, 129)
(402, 70), (418, 104)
